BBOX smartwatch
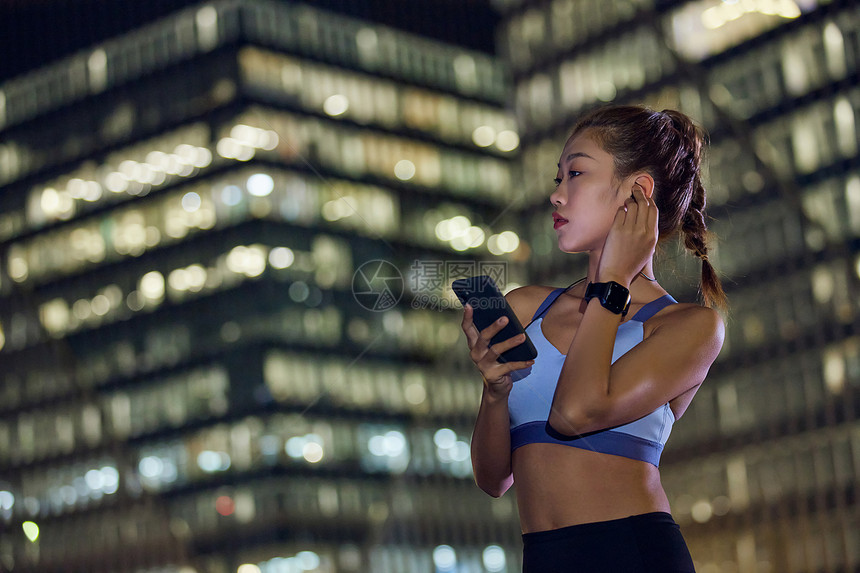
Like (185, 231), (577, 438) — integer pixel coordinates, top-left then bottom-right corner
(584, 281), (631, 317)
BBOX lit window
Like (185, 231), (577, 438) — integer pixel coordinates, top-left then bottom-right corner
(197, 450), (231, 473)
(394, 159), (416, 181)
(833, 97), (857, 159)
(669, 0), (807, 61)
(433, 545), (457, 572)
(488, 231), (520, 255)
(495, 130), (520, 152)
(247, 173), (274, 197)
(453, 54), (478, 93)
(139, 271), (165, 302)
(472, 126), (496, 147)
(527, 73), (554, 127)
(323, 94), (349, 116)
(88, 49), (108, 93)
(196, 5), (219, 51)
(226, 245), (267, 278)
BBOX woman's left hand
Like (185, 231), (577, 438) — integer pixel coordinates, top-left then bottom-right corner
(596, 185), (659, 286)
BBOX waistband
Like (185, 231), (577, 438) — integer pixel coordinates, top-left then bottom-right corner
(521, 511), (677, 543)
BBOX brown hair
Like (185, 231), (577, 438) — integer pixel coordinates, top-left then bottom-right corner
(569, 104), (727, 310)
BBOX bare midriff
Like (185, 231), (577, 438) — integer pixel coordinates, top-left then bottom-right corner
(512, 442), (671, 534)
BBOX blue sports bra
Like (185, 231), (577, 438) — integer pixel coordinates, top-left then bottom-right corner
(509, 286), (678, 467)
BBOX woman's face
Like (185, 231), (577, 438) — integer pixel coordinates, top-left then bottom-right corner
(550, 132), (628, 254)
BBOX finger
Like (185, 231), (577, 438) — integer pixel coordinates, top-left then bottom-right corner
(631, 187), (649, 224)
(483, 339), (534, 372)
(487, 332), (528, 357)
(476, 330), (525, 365)
(461, 304), (480, 347)
(488, 359), (536, 377)
(478, 315), (513, 343)
(639, 187), (654, 219)
(467, 314), (512, 358)
(646, 197), (659, 232)
(622, 195), (638, 224)
(632, 186), (657, 230)
(472, 317), (525, 362)
(475, 341), (504, 368)
(627, 186), (648, 225)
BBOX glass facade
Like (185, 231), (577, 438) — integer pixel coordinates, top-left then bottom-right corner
(495, 0), (860, 571)
(0, 2), (525, 572)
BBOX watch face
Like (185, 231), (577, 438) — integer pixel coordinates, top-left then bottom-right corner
(605, 282), (632, 313)
(586, 281), (631, 314)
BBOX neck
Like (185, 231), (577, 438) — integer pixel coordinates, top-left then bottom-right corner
(585, 249), (656, 296)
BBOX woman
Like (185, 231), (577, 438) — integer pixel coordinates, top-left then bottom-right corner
(461, 105), (727, 572)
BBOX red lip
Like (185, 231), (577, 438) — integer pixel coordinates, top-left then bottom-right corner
(552, 213), (568, 229)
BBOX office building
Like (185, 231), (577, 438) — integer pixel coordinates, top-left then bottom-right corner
(0, 1), (527, 571)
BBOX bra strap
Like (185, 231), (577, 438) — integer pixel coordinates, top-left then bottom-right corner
(630, 294), (678, 322)
(529, 288), (567, 323)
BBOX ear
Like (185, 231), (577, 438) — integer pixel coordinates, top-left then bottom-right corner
(631, 173), (655, 199)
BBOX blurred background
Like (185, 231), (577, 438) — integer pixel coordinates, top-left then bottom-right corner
(0, 0), (858, 572)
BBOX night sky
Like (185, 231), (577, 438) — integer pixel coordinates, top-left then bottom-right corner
(0, 0), (499, 84)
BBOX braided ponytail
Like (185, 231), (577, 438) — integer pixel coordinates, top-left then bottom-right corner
(682, 179), (727, 310)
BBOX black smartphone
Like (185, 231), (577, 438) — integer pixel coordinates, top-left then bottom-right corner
(452, 275), (537, 363)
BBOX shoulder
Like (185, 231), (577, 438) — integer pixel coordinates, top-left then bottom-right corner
(648, 302), (726, 357)
(503, 284), (558, 327)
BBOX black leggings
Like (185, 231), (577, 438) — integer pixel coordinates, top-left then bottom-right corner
(521, 512), (695, 573)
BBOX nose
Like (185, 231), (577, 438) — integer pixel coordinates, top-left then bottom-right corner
(549, 186), (564, 208)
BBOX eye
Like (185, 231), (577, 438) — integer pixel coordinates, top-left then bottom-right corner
(568, 170), (582, 178)
(553, 177), (562, 187)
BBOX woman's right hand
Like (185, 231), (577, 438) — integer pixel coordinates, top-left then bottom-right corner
(461, 303), (535, 400)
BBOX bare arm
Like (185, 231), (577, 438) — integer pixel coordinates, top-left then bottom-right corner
(463, 288), (539, 497)
(470, 387), (514, 497)
(547, 300), (724, 436)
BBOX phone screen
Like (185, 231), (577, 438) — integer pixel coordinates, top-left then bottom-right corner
(452, 275), (537, 363)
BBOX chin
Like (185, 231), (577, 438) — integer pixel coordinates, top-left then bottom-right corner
(557, 229), (604, 253)
(557, 241), (587, 254)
